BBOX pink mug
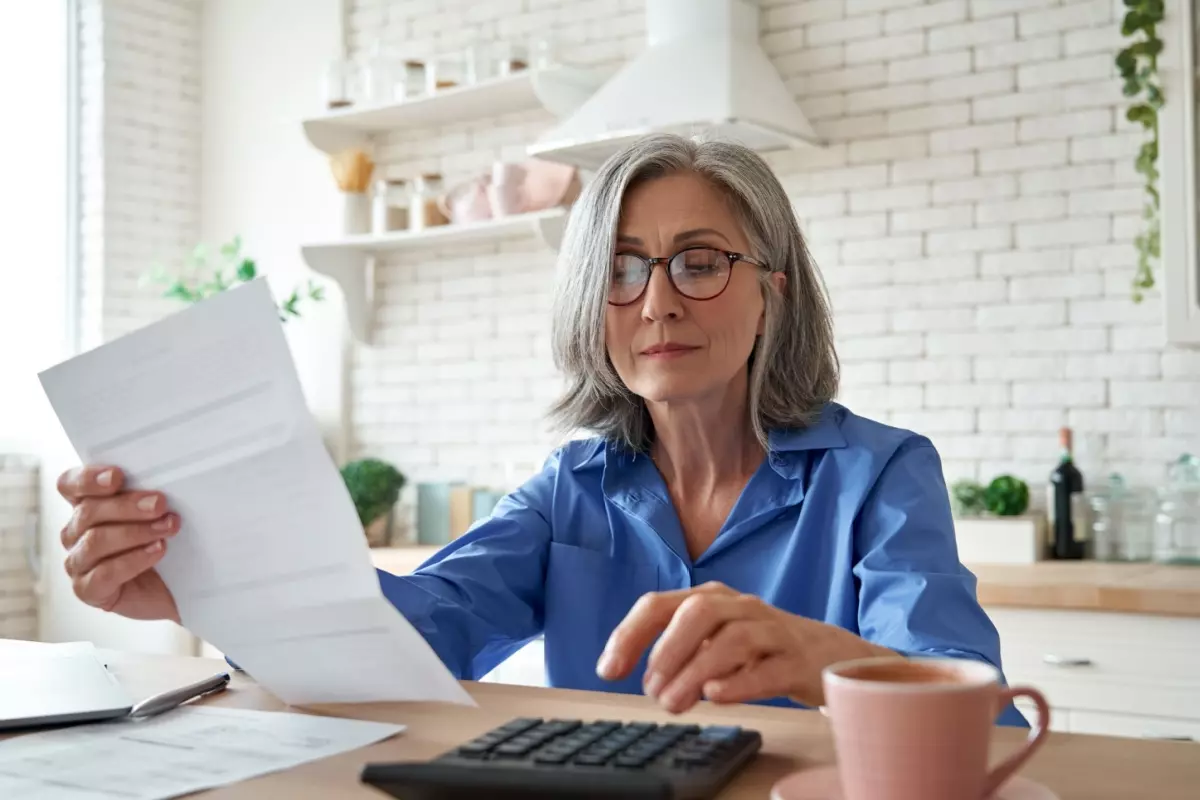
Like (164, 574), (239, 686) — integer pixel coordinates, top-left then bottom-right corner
(822, 656), (1050, 800)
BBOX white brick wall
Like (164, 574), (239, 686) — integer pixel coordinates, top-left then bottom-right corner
(0, 458), (39, 640)
(347, 0), (1200, 496)
(79, 0), (201, 350)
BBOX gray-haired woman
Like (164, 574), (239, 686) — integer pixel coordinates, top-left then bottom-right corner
(56, 133), (1025, 726)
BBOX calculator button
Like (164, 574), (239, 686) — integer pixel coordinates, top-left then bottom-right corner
(494, 741), (536, 757)
(498, 718), (543, 734)
(698, 725), (742, 742)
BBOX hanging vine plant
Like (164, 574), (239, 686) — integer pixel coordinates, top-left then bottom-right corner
(1116, 0), (1165, 302)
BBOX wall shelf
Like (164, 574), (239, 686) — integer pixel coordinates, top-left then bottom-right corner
(301, 208), (569, 343)
(302, 66), (602, 154)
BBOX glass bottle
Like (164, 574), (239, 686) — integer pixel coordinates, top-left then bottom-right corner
(1154, 454), (1200, 565)
(1048, 427), (1087, 559)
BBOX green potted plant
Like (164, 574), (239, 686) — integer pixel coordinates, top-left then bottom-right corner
(341, 458), (407, 547)
(143, 235), (325, 321)
(950, 474), (1045, 564)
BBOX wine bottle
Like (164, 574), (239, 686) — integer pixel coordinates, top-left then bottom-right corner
(1048, 426), (1086, 559)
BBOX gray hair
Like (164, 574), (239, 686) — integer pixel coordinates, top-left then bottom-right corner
(549, 133), (839, 453)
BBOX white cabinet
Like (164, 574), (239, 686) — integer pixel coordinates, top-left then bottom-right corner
(987, 606), (1200, 740)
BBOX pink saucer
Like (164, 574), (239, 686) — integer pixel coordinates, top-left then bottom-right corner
(771, 766), (1060, 800)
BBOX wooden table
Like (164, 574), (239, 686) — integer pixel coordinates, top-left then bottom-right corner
(372, 547), (1200, 618)
(5, 650), (1194, 799)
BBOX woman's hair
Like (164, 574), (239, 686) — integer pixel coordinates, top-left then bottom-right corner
(548, 133), (839, 452)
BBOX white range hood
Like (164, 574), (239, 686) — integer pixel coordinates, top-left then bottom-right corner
(527, 0), (821, 170)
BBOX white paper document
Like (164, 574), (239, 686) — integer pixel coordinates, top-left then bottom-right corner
(0, 705), (403, 799)
(39, 279), (473, 706)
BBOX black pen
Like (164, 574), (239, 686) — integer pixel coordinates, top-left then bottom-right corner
(129, 672), (231, 719)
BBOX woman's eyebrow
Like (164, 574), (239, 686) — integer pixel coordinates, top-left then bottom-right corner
(615, 229), (734, 247)
(673, 228), (733, 246)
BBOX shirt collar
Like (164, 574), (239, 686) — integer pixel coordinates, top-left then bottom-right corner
(602, 402), (847, 493)
(767, 402), (847, 462)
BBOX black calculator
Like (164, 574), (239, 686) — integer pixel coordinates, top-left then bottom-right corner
(360, 716), (763, 799)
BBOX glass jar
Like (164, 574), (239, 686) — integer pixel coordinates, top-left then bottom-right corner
(359, 43), (397, 106)
(409, 173), (448, 232)
(322, 58), (355, 109)
(372, 178), (409, 235)
(1087, 475), (1155, 561)
(396, 60), (426, 102)
(425, 54), (466, 95)
(494, 41), (530, 76)
(1087, 475), (1122, 562)
(1154, 454), (1200, 565)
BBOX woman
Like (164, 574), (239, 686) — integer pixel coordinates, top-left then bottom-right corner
(57, 134), (1024, 725)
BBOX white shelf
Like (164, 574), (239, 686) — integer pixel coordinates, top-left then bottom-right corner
(302, 66), (602, 154)
(301, 208), (569, 343)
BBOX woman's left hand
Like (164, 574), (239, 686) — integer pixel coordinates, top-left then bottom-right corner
(596, 582), (892, 714)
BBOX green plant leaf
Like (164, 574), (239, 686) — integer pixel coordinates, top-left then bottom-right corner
(189, 244), (208, 269)
(1116, 50), (1137, 75)
(236, 258), (257, 282)
(219, 236), (242, 261)
(1121, 11), (1145, 35)
(1126, 103), (1155, 126)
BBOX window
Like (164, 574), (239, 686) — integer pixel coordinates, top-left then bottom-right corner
(1160, 0), (1200, 344)
(0, 0), (74, 450)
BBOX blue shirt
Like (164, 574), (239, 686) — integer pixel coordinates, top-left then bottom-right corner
(377, 403), (1027, 727)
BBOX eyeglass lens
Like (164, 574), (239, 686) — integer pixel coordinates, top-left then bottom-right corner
(609, 248), (732, 305)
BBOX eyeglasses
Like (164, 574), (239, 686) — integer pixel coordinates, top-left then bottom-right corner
(607, 246), (769, 306)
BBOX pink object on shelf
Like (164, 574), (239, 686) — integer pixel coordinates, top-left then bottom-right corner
(438, 177), (492, 225)
(488, 161), (527, 218)
(437, 159), (582, 225)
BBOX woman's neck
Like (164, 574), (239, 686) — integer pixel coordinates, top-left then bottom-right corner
(646, 372), (764, 494)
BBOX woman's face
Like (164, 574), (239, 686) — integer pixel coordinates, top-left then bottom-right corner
(605, 171), (780, 405)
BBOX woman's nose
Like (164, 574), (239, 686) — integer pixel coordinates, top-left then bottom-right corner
(640, 265), (684, 321)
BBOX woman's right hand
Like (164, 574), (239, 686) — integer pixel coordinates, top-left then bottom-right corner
(57, 465), (181, 624)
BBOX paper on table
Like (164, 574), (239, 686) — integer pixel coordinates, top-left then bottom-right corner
(38, 279), (472, 706)
(0, 705), (404, 800)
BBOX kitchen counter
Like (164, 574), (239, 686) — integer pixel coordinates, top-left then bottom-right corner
(969, 561), (1200, 618)
(369, 548), (1200, 618)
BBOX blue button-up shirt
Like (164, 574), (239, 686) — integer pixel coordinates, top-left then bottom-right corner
(377, 403), (1026, 726)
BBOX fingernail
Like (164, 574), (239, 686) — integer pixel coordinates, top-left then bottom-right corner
(145, 540), (163, 554)
(97, 469), (113, 487)
(138, 495), (159, 512)
(596, 652), (612, 678)
(152, 515), (173, 532)
(644, 672), (663, 698)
